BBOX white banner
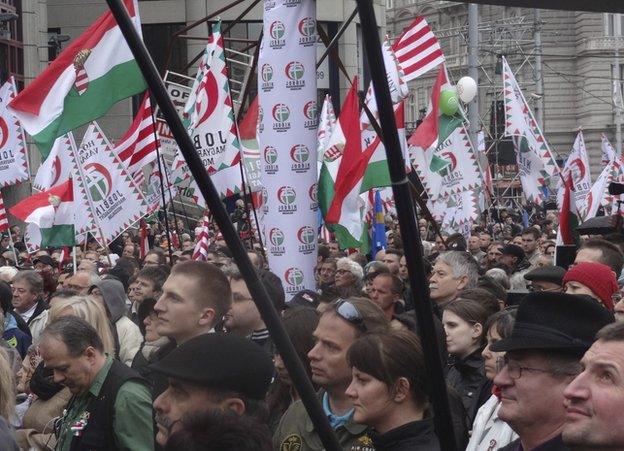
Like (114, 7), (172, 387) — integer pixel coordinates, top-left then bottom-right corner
(77, 122), (148, 244)
(259, 0), (318, 299)
(171, 21), (243, 199)
(557, 131), (592, 218)
(514, 136), (551, 206)
(145, 155), (178, 215)
(0, 77), (29, 187)
(412, 126), (481, 199)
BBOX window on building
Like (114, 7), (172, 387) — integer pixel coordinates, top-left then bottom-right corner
(0, 0), (23, 85)
(605, 13), (622, 37)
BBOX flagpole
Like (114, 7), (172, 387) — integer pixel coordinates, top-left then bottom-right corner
(72, 245), (77, 273)
(316, 26), (447, 248)
(154, 154), (175, 265)
(105, 2), (342, 449)
(354, 0), (456, 448)
(146, 101), (184, 245)
(11, 76), (34, 194)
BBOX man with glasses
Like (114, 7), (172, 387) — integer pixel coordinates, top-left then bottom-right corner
(274, 297), (389, 451)
(223, 265), (285, 356)
(491, 292), (614, 451)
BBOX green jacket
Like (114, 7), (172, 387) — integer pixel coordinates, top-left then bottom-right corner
(273, 391), (375, 451)
(55, 357), (154, 451)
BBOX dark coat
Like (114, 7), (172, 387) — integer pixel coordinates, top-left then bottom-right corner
(498, 434), (570, 450)
(446, 348), (492, 425)
(369, 417), (440, 451)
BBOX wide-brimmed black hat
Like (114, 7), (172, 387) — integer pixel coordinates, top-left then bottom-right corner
(491, 292), (614, 357)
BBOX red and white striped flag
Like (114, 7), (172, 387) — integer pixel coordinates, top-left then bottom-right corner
(0, 193), (8, 232)
(392, 16), (445, 82)
(139, 218), (149, 260)
(192, 216), (210, 261)
(115, 92), (159, 185)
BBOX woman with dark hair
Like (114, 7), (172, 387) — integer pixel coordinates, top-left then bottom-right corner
(267, 306), (319, 431)
(345, 329), (439, 450)
(443, 298), (491, 425)
(466, 308), (518, 451)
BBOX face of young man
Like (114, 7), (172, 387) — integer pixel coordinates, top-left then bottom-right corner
(131, 276), (159, 304)
(223, 278), (261, 335)
(522, 233), (538, 254)
(307, 313), (358, 391)
(154, 273), (216, 344)
(381, 254), (400, 275)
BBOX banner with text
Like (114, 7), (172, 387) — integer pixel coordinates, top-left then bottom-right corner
(258, 0), (318, 299)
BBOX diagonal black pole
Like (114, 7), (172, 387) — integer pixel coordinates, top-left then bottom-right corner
(354, 0), (457, 449)
(105, 2), (341, 450)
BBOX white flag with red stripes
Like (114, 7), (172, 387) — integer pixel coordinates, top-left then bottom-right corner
(393, 16), (445, 82)
(114, 92), (158, 185)
(192, 216), (210, 261)
(0, 193), (8, 232)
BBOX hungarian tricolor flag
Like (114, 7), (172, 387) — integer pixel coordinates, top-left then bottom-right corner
(10, 179), (75, 247)
(559, 174), (580, 246)
(8, 0), (146, 157)
(319, 78), (369, 251)
(408, 65), (463, 172)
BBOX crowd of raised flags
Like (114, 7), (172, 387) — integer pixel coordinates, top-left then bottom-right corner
(0, 0), (621, 297)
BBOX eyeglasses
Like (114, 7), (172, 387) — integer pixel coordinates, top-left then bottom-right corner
(498, 356), (581, 380)
(528, 285), (561, 293)
(333, 299), (366, 332)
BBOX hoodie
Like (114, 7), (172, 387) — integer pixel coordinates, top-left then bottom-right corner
(94, 278), (143, 365)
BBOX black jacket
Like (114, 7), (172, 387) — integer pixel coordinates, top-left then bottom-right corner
(498, 434), (570, 450)
(369, 417), (440, 451)
(446, 348), (492, 425)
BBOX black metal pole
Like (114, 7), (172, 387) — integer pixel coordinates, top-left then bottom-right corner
(354, 1), (457, 449)
(105, 2), (341, 450)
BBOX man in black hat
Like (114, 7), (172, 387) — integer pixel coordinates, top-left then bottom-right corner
(500, 244), (532, 291)
(523, 265), (566, 293)
(150, 333), (273, 446)
(492, 292), (614, 451)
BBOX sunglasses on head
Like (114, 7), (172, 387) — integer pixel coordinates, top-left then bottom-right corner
(333, 299), (366, 332)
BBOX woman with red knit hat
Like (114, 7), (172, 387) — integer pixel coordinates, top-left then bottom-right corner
(563, 261), (618, 311)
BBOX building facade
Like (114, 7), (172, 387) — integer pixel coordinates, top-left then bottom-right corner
(387, 1), (624, 181)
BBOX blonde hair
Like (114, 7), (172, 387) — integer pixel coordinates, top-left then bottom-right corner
(0, 347), (15, 420)
(48, 296), (115, 356)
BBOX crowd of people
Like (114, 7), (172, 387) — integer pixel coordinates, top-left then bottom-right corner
(0, 210), (623, 450)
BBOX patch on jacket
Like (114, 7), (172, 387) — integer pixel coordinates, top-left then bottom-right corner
(280, 434), (302, 451)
